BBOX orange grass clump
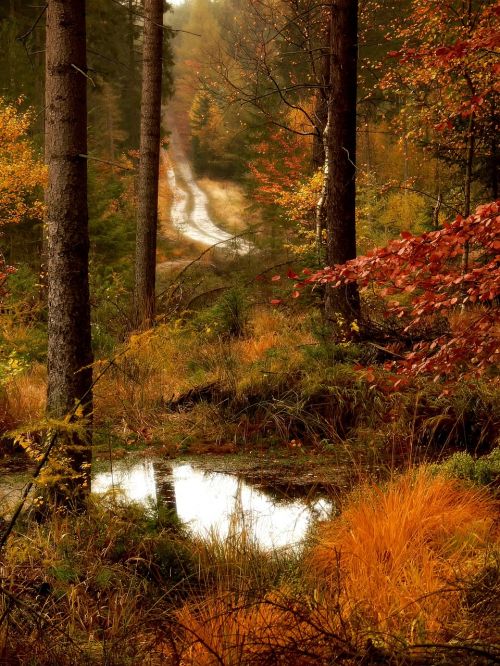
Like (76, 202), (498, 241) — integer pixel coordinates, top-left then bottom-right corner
(0, 364), (46, 433)
(309, 469), (498, 639)
(174, 592), (350, 665)
(235, 309), (314, 368)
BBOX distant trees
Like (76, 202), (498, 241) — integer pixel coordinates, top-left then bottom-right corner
(190, 0), (361, 322)
(133, 0), (165, 329)
(381, 0), (498, 214)
(45, 0), (93, 508)
(0, 97), (45, 311)
(0, 99), (45, 228)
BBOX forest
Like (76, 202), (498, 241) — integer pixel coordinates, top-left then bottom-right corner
(0, 0), (499, 663)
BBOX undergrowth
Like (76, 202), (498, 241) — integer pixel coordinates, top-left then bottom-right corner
(1, 471), (497, 664)
(86, 305), (500, 460)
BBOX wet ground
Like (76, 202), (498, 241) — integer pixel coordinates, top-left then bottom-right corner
(1, 450), (360, 549)
(1, 445), (392, 550)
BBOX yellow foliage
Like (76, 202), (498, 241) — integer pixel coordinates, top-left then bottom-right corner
(0, 363), (46, 432)
(0, 97), (46, 226)
(278, 170), (322, 256)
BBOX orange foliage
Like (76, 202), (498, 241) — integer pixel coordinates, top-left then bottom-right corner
(175, 592), (343, 665)
(0, 364), (46, 433)
(310, 470), (498, 638)
(380, 1), (499, 163)
(248, 129), (310, 205)
(0, 98), (46, 227)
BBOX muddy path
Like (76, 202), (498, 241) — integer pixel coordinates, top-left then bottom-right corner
(161, 130), (253, 255)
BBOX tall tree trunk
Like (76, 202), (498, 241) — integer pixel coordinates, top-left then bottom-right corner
(127, 0), (140, 147)
(312, 23), (330, 264)
(133, 0), (163, 329)
(322, 0), (360, 325)
(45, 0), (93, 509)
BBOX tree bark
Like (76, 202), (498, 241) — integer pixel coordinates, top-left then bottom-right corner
(323, 0), (360, 325)
(312, 23), (330, 264)
(133, 0), (164, 329)
(45, 0), (93, 508)
(127, 0), (141, 148)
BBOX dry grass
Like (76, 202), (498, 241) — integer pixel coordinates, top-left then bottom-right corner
(170, 472), (500, 664)
(234, 308), (313, 366)
(198, 177), (261, 234)
(93, 308), (314, 445)
(309, 469), (499, 640)
(174, 591), (354, 666)
(0, 499), (193, 665)
(448, 304), (500, 337)
(0, 363), (46, 434)
(1, 471), (498, 664)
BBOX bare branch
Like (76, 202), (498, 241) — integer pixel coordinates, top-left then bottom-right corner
(79, 154), (133, 171)
(16, 4), (47, 44)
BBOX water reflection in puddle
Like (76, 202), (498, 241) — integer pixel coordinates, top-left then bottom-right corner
(92, 460), (333, 550)
(93, 459), (158, 506)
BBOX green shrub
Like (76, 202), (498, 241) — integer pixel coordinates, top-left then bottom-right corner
(192, 287), (250, 338)
(431, 447), (500, 487)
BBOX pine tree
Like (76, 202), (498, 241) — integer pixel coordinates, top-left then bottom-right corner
(45, 0), (93, 509)
(133, 0), (164, 328)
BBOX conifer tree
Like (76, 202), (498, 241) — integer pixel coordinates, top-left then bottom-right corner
(45, 0), (93, 508)
(133, 0), (164, 329)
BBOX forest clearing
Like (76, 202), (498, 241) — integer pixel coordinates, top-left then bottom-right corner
(0, 0), (499, 664)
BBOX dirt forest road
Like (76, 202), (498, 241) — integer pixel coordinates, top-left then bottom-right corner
(161, 131), (253, 255)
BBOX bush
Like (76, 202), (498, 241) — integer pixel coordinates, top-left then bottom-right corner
(432, 447), (500, 488)
(192, 287), (250, 338)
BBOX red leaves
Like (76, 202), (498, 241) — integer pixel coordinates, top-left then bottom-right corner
(269, 267), (302, 303)
(305, 202), (500, 382)
(435, 120), (453, 132)
(380, 0), (498, 179)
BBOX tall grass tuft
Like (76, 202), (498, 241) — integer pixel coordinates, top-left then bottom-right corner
(309, 469), (499, 640)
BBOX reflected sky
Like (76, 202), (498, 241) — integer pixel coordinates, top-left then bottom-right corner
(93, 459), (158, 506)
(92, 460), (332, 550)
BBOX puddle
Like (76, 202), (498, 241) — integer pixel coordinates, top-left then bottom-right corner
(92, 460), (333, 550)
(93, 459), (158, 507)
